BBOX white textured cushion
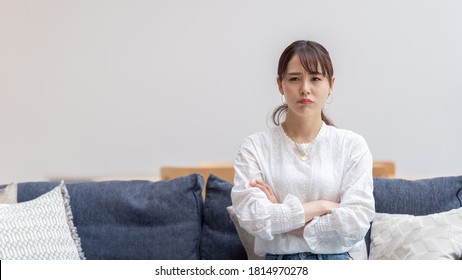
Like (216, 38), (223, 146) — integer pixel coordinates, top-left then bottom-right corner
(0, 183), (85, 260)
(227, 206), (264, 260)
(369, 207), (462, 260)
(0, 182), (17, 204)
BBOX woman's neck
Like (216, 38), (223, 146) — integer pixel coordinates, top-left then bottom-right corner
(282, 114), (323, 144)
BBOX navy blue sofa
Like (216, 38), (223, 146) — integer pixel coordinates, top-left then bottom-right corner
(5, 174), (462, 259)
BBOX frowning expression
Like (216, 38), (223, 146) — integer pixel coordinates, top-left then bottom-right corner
(277, 54), (335, 118)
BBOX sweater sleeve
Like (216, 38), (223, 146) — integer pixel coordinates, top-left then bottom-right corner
(231, 136), (305, 241)
(303, 135), (375, 253)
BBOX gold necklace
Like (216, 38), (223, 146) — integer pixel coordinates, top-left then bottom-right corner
(292, 138), (309, 162)
(282, 123), (322, 162)
(294, 142), (308, 162)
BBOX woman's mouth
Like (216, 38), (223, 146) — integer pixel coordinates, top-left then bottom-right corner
(297, 98), (313, 105)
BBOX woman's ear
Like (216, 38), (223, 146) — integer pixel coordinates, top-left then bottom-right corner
(276, 76), (284, 95)
(330, 76), (336, 93)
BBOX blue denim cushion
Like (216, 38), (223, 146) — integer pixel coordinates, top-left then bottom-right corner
(373, 176), (462, 215)
(365, 176), (462, 255)
(16, 174), (204, 260)
(200, 174), (247, 259)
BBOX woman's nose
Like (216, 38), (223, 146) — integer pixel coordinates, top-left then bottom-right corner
(300, 80), (310, 95)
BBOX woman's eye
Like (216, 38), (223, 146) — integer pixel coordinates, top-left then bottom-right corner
(312, 77), (321, 81)
(289, 77), (299, 81)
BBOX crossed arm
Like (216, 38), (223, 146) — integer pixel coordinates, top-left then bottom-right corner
(249, 179), (339, 237)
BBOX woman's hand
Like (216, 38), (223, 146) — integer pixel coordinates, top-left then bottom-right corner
(290, 201), (340, 237)
(249, 179), (279, 204)
(288, 226), (305, 237)
(302, 200), (339, 223)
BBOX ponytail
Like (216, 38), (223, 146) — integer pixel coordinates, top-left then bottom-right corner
(271, 105), (335, 127)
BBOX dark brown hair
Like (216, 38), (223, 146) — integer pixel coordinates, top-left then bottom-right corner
(272, 40), (334, 126)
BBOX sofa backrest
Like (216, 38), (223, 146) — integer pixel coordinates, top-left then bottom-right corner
(6, 175), (462, 259)
(16, 175), (204, 260)
(10, 173), (247, 260)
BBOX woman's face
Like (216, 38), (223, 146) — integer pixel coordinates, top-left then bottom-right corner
(277, 54), (335, 119)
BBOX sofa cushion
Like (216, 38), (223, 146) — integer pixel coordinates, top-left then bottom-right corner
(366, 176), (462, 255)
(16, 174), (204, 260)
(0, 182), (17, 204)
(369, 207), (462, 259)
(199, 174), (247, 259)
(373, 176), (462, 215)
(226, 206), (264, 260)
(0, 183), (84, 260)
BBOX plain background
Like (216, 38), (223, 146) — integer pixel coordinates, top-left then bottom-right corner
(1, 0), (461, 183)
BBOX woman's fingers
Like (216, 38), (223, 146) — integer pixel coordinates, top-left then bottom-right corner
(250, 180), (278, 204)
(250, 181), (270, 195)
(254, 179), (275, 195)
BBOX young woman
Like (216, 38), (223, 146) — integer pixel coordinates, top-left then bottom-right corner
(231, 40), (375, 260)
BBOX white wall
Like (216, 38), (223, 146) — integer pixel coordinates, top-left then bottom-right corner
(1, 0), (461, 182)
